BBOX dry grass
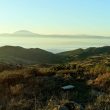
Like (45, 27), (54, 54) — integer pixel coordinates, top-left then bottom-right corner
(0, 62), (110, 110)
(91, 73), (110, 90)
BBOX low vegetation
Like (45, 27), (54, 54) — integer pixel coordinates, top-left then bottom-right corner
(0, 56), (110, 110)
(0, 46), (110, 110)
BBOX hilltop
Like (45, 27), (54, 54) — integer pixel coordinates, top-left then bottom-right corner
(0, 55), (109, 110)
(58, 46), (110, 61)
(13, 30), (38, 36)
(0, 46), (63, 65)
(0, 46), (110, 109)
(0, 46), (110, 65)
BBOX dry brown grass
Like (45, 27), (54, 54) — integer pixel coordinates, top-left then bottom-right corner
(93, 73), (110, 88)
(0, 63), (110, 110)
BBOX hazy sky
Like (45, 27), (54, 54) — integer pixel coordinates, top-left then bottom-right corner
(0, 0), (110, 35)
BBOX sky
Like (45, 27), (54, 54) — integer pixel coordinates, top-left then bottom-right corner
(0, 0), (110, 35)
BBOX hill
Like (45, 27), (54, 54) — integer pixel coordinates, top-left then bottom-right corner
(0, 30), (40, 37)
(0, 46), (110, 109)
(0, 46), (63, 64)
(13, 30), (38, 36)
(58, 48), (84, 57)
(58, 46), (110, 61)
(0, 46), (110, 65)
(0, 58), (109, 110)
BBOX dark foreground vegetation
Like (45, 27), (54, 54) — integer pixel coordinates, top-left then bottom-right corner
(0, 46), (110, 110)
(0, 56), (110, 110)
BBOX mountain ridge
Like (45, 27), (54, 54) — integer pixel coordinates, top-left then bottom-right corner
(58, 46), (110, 60)
(0, 30), (110, 38)
(0, 46), (64, 65)
(0, 46), (110, 64)
(13, 30), (38, 36)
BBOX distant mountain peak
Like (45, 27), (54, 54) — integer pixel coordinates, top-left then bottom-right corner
(13, 30), (38, 35)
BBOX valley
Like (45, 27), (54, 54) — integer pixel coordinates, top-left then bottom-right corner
(0, 46), (110, 110)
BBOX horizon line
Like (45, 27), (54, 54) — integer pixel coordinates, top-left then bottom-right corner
(0, 30), (110, 37)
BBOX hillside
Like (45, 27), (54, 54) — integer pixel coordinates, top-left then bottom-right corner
(0, 46), (110, 109)
(0, 46), (63, 64)
(13, 30), (38, 36)
(58, 48), (84, 57)
(0, 57), (109, 110)
(58, 46), (110, 61)
(0, 46), (110, 65)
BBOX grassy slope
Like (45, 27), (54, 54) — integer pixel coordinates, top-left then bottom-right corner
(58, 46), (110, 60)
(0, 46), (64, 64)
(0, 46), (110, 109)
(0, 58), (110, 110)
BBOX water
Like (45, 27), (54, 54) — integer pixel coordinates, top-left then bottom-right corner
(0, 35), (110, 53)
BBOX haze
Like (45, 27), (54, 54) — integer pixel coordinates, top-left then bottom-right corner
(0, 0), (110, 35)
(0, 0), (110, 52)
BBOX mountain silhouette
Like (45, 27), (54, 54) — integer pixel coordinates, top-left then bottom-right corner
(0, 46), (63, 64)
